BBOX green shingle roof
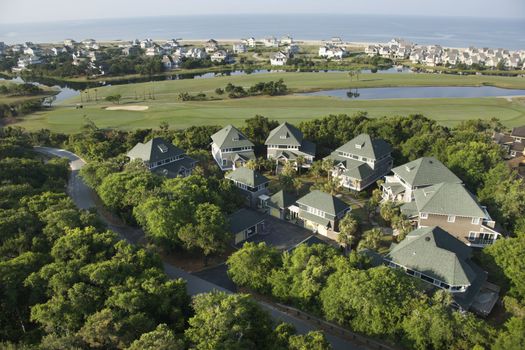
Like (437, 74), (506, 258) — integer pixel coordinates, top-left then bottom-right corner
(211, 125), (254, 149)
(151, 156), (196, 178)
(296, 190), (349, 216)
(229, 209), (265, 233)
(406, 182), (487, 218)
(265, 122), (303, 146)
(335, 134), (392, 160)
(387, 226), (478, 286)
(325, 153), (373, 180)
(127, 137), (185, 163)
(392, 157), (462, 188)
(225, 167), (269, 187)
(267, 190), (297, 209)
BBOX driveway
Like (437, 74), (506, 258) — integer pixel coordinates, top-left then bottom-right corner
(36, 146), (371, 350)
(244, 214), (313, 251)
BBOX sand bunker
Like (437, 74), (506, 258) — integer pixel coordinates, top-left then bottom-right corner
(105, 105), (149, 111)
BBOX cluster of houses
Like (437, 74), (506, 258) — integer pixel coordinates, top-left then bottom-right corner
(124, 127), (503, 317)
(366, 38), (525, 69)
(492, 125), (525, 179)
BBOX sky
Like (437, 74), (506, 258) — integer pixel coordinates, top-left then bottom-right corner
(1, 0), (524, 23)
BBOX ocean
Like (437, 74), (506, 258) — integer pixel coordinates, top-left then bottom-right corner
(1, 14), (524, 50)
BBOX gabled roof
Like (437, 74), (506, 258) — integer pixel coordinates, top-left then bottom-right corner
(127, 137), (185, 163)
(229, 209), (265, 233)
(511, 125), (525, 138)
(325, 153), (373, 180)
(211, 125), (254, 149)
(392, 157), (462, 188)
(404, 182), (487, 218)
(225, 167), (269, 187)
(387, 226), (478, 286)
(265, 122), (303, 146)
(335, 134), (392, 160)
(296, 190), (349, 216)
(267, 190), (297, 210)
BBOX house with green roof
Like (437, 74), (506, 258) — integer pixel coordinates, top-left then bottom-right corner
(325, 134), (393, 191)
(228, 208), (265, 244)
(265, 190), (297, 220)
(265, 122), (316, 168)
(293, 190), (350, 237)
(385, 226), (499, 316)
(382, 157), (462, 202)
(211, 125), (255, 171)
(225, 167), (270, 208)
(400, 182), (500, 247)
(126, 137), (197, 178)
(229, 208), (266, 244)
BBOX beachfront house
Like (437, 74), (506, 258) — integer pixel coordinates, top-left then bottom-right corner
(382, 157), (462, 202)
(262, 36), (279, 48)
(318, 45), (345, 59)
(210, 125), (256, 171)
(126, 137), (197, 178)
(205, 39), (219, 53)
(270, 51), (289, 66)
(400, 182), (501, 248)
(293, 190), (351, 238)
(225, 167), (270, 208)
(211, 50), (233, 63)
(385, 226), (499, 316)
(265, 122), (316, 169)
(325, 134), (393, 191)
(233, 42), (247, 54)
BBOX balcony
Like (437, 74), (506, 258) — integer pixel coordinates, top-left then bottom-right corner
(467, 237), (496, 247)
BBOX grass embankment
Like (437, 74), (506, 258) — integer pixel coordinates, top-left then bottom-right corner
(15, 72), (525, 133)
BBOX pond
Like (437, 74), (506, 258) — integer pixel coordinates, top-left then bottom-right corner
(1, 66), (411, 104)
(297, 86), (525, 100)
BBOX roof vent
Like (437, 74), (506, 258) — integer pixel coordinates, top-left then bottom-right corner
(405, 165), (412, 172)
(158, 144), (168, 153)
(425, 237), (431, 242)
(355, 142), (364, 149)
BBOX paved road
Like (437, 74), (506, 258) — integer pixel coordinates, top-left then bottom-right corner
(35, 147), (368, 350)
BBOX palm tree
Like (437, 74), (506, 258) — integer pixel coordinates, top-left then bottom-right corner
(358, 228), (382, 251)
(321, 158), (333, 181)
(295, 155), (305, 175)
(338, 213), (359, 253)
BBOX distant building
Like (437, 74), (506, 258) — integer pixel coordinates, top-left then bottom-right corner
(211, 50), (233, 63)
(493, 126), (525, 158)
(262, 36), (279, 48)
(232, 42), (247, 54)
(270, 51), (289, 66)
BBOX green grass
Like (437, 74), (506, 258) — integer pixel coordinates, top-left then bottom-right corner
(16, 94), (525, 133)
(12, 72), (525, 133)
(68, 72), (525, 102)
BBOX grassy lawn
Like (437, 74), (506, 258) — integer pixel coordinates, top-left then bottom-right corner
(65, 72), (525, 101)
(16, 94), (525, 133)
(11, 72), (525, 133)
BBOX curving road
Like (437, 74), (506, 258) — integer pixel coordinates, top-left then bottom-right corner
(35, 146), (369, 350)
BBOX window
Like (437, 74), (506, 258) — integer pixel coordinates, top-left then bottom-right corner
(468, 232), (477, 240)
(307, 206), (325, 218)
(471, 217), (480, 225)
(447, 215), (456, 223)
(420, 212), (428, 219)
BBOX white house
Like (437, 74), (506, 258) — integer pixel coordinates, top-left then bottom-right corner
(262, 37), (279, 48)
(270, 51), (289, 66)
(232, 42), (247, 54)
(280, 35), (294, 45)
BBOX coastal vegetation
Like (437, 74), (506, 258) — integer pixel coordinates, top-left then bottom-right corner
(0, 81), (57, 120)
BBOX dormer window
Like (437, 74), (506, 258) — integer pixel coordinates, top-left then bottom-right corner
(355, 143), (364, 149)
(405, 165), (412, 172)
(280, 133), (289, 139)
(158, 144), (168, 153)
